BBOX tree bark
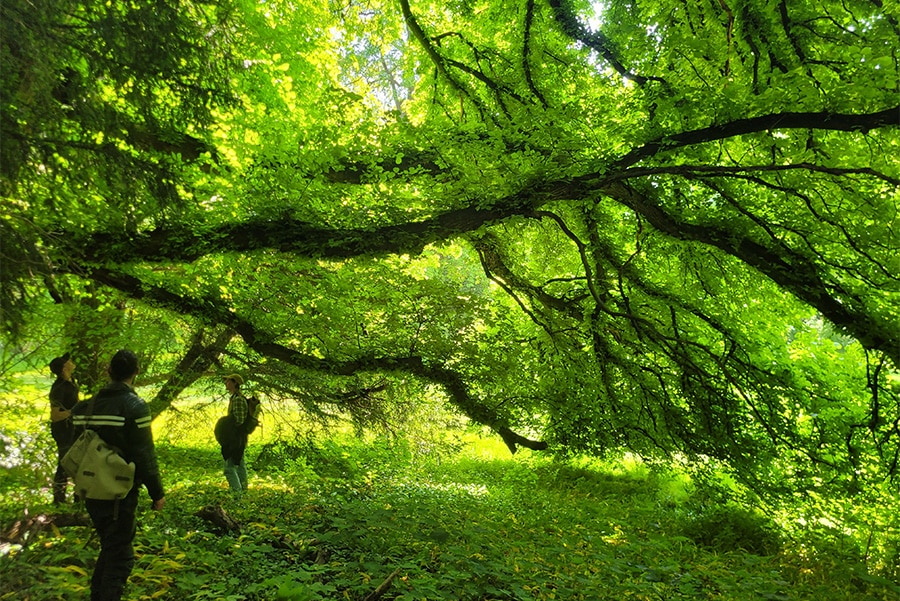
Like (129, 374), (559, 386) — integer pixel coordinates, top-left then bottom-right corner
(87, 268), (549, 453)
(195, 504), (240, 533)
(146, 327), (234, 418)
(1, 512), (92, 546)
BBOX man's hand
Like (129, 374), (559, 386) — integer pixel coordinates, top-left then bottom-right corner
(152, 497), (166, 510)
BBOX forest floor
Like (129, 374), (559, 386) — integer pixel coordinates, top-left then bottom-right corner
(1, 390), (898, 600)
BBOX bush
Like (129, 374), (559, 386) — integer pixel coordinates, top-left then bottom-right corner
(681, 503), (782, 555)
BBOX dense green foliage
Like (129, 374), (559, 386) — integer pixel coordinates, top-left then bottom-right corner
(2, 0), (899, 503)
(1, 389), (898, 601)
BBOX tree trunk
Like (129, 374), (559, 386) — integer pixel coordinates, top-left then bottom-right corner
(146, 327), (234, 418)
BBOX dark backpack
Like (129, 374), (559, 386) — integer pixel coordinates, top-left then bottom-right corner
(214, 414), (234, 446)
(243, 396), (261, 435)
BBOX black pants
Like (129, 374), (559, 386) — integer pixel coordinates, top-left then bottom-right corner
(50, 420), (73, 504)
(85, 490), (139, 601)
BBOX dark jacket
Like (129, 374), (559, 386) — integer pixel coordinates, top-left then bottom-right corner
(71, 381), (164, 502)
(49, 378), (79, 451)
(49, 378), (79, 411)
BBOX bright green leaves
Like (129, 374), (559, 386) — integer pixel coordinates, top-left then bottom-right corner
(3, 0), (899, 497)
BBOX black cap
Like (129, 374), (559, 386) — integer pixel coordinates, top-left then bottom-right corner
(109, 349), (139, 381)
(49, 352), (71, 376)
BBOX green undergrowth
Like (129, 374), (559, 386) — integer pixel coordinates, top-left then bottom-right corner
(2, 430), (899, 601)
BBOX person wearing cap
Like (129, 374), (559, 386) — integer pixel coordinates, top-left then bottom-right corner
(48, 352), (79, 505)
(221, 373), (249, 496)
(71, 349), (165, 601)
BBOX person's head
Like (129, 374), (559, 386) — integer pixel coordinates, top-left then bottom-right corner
(49, 353), (75, 380)
(224, 374), (243, 394)
(109, 349), (139, 382)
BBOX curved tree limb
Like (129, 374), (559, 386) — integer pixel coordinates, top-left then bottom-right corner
(146, 326), (234, 418)
(547, 0), (667, 87)
(59, 106), (900, 370)
(74, 202), (537, 265)
(70, 107), (898, 264)
(522, 0), (548, 108)
(601, 181), (899, 367)
(609, 105), (900, 171)
(85, 267), (546, 453)
(399, 0), (490, 119)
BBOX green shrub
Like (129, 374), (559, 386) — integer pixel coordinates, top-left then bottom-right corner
(681, 503), (782, 555)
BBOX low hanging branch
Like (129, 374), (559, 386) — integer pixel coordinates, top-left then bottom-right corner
(66, 107), (897, 267)
(601, 181), (900, 368)
(85, 268), (548, 453)
(146, 326), (234, 418)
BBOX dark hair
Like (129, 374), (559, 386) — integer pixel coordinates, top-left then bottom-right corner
(109, 349), (139, 381)
(49, 352), (71, 376)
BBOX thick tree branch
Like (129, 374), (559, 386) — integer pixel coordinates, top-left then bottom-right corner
(146, 327), (234, 418)
(602, 182), (900, 367)
(59, 107), (900, 371)
(71, 107), (898, 265)
(75, 202), (535, 264)
(548, 0), (667, 87)
(610, 105), (900, 171)
(85, 267), (546, 453)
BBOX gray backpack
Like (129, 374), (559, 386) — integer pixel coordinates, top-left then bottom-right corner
(61, 402), (135, 500)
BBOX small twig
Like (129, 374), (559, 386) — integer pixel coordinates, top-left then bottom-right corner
(363, 568), (401, 601)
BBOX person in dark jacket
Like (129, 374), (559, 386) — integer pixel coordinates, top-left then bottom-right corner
(48, 352), (79, 504)
(71, 349), (165, 601)
(221, 373), (249, 497)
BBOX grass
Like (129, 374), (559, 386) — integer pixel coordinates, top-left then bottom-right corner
(1, 377), (899, 600)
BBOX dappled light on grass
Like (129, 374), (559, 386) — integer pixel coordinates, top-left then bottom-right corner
(2, 425), (899, 600)
(393, 479), (491, 500)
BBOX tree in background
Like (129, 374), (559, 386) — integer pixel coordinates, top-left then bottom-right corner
(2, 0), (898, 494)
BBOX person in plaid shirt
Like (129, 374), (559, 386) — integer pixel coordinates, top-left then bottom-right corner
(221, 374), (249, 496)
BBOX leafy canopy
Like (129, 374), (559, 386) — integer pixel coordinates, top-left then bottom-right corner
(1, 0), (899, 494)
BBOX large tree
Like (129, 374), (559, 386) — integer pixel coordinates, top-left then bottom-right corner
(2, 0), (898, 491)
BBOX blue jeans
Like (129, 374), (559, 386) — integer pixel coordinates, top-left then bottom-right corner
(224, 457), (247, 493)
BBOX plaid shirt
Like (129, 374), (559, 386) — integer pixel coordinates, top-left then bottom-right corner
(228, 392), (248, 427)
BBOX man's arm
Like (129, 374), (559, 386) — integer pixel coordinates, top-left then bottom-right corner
(49, 381), (79, 420)
(50, 405), (72, 421)
(127, 395), (165, 502)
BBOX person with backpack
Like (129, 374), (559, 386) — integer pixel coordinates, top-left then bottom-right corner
(219, 373), (250, 497)
(48, 352), (79, 505)
(70, 349), (165, 601)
